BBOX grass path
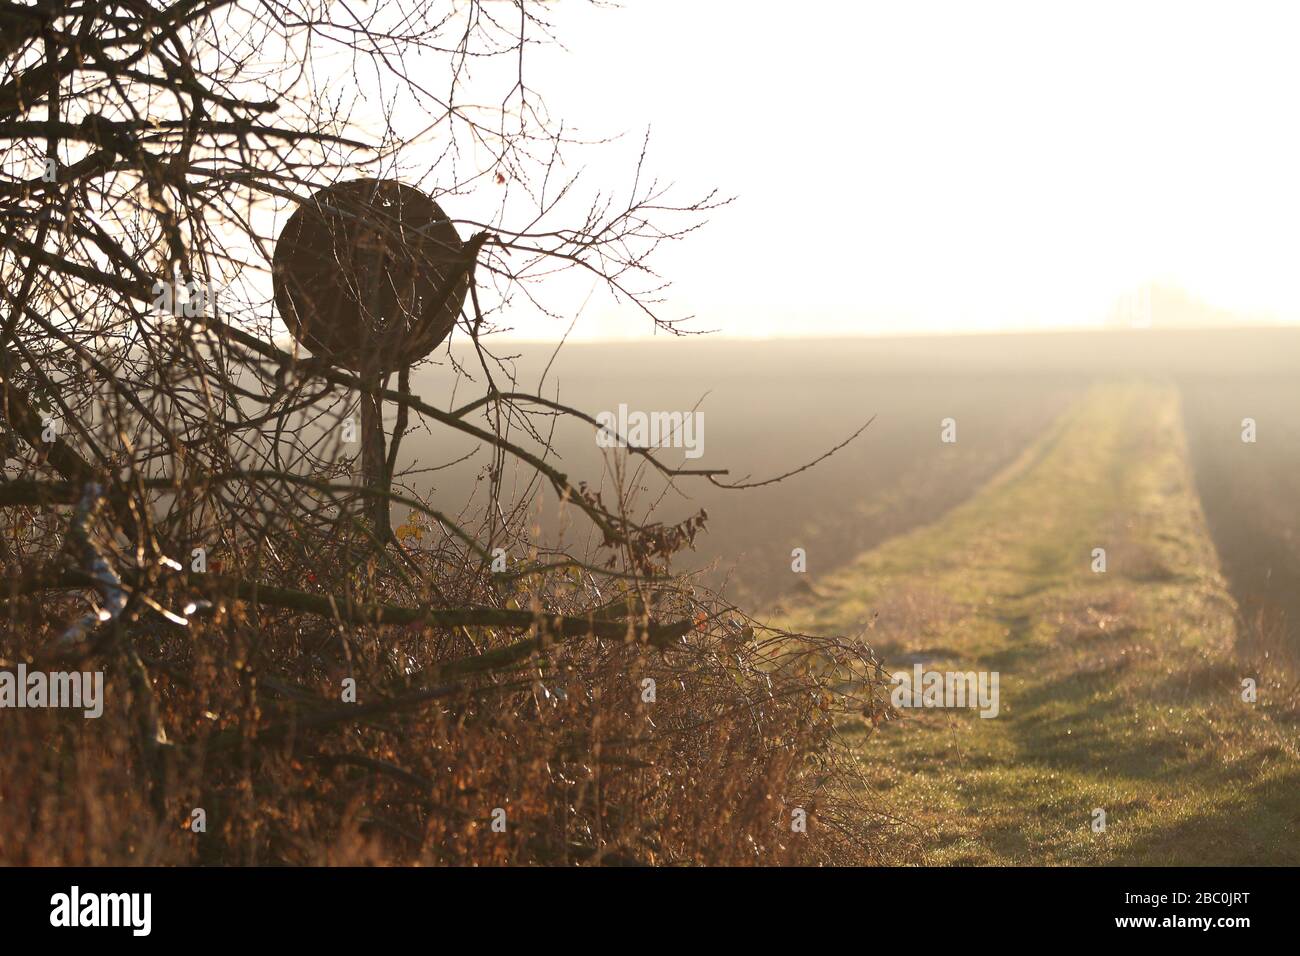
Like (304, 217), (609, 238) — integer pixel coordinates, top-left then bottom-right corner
(775, 383), (1300, 864)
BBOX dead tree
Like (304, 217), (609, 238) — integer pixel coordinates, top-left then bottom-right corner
(0, 0), (889, 866)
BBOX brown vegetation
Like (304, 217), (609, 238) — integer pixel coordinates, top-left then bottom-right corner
(0, 0), (891, 865)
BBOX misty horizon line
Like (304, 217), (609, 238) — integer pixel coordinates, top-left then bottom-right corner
(470, 319), (1300, 346)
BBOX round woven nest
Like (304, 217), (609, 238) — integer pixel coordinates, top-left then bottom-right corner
(273, 178), (467, 373)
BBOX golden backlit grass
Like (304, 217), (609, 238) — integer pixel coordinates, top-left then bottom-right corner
(774, 382), (1300, 864)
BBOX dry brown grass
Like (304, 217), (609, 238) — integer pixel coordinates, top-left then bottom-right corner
(0, 530), (896, 866)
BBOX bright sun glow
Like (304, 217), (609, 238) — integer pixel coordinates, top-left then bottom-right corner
(486, 0), (1300, 339)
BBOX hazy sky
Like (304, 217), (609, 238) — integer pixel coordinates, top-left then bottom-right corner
(483, 0), (1300, 339)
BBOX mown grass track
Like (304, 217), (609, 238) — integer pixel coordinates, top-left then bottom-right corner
(776, 383), (1300, 864)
